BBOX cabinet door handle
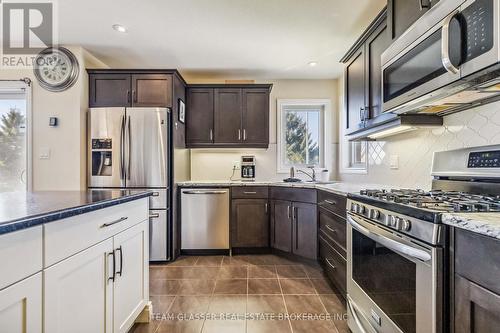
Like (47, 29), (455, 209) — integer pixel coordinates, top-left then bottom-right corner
(100, 216), (128, 228)
(325, 258), (336, 269)
(287, 205), (291, 219)
(152, 191), (160, 197)
(238, 129), (241, 141)
(359, 107), (365, 121)
(209, 129), (213, 141)
(107, 251), (116, 283)
(419, 0), (430, 10)
(294, 207), (298, 250)
(243, 129), (247, 141)
(132, 90), (137, 103)
(243, 191), (257, 194)
(324, 199), (336, 206)
(127, 90), (131, 104)
(115, 246), (123, 277)
(265, 203), (268, 214)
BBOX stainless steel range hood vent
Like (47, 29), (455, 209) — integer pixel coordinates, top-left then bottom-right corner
(347, 115), (443, 141)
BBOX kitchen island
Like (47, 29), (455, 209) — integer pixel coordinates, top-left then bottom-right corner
(0, 190), (152, 333)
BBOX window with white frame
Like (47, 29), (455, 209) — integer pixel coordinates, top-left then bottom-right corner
(349, 141), (367, 168)
(277, 100), (331, 173)
(0, 81), (31, 192)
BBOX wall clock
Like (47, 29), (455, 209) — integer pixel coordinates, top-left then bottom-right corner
(33, 47), (80, 92)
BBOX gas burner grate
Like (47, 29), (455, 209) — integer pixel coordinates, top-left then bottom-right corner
(359, 189), (500, 213)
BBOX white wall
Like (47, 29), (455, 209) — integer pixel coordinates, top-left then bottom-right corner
(0, 46), (107, 190)
(187, 79), (339, 181)
(337, 75), (500, 190)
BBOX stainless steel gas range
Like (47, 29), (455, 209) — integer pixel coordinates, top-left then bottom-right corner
(346, 145), (500, 333)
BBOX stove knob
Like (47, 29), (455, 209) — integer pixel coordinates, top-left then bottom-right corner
(394, 217), (403, 230)
(389, 215), (397, 227)
(402, 219), (412, 231)
(351, 203), (359, 213)
(359, 205), (366, 214)
(384, 215), (392, 226)
(371, 209), (381, 219)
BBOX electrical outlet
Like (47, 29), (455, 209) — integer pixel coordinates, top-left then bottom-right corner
(39, 147), (50, 159)
(390, 155), (399, 169)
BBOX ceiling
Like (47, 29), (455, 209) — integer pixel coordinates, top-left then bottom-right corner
(58, 0), (386, 80)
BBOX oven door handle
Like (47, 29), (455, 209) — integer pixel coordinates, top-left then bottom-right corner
(347, 296), (370, 333)
(347, 215), (432, 262)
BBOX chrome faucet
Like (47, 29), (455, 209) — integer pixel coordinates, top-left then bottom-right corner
(297, 166), (316, 182)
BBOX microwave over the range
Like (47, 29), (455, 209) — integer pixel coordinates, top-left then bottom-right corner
(382, 0), (500, 116)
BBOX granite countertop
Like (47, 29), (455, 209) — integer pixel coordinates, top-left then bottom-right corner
(177, 180), (391, 196)
(442, 212), (500, 240)
(0, 190), (152, 235)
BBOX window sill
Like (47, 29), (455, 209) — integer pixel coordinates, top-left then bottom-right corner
(339, 167), (368, 175)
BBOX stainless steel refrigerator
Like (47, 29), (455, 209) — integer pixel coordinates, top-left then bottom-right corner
(88, 107), (172, 261)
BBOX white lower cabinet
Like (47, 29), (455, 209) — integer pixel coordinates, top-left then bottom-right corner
(113, 220), (149, 333)
(44, 220), (149, 333)
(44, 238), (114, 333)
(0, 273), (42, 333)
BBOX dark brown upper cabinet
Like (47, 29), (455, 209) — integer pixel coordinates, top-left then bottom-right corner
(131, 74), (172, 107)
(214, 88), (243, 144)
(186, 84), (272, 148)
(340, 8), (393, 135)
(366, 22), (390, 120)
(89, 73), (131, 107)
(88, 70), (177, 108)
(345, 49), (365, 133)
(186, 88), (214, 146)
(242, 89), (269, 145)
(387, 0), (440, 41)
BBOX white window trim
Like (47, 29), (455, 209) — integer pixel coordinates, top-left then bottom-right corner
(339, 138), (368, 174)
(0, 80), (32, 191)
(276, 99), (332, 174)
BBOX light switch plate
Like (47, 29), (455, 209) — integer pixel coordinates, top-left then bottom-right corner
(390, 155), (399, 169)
(39, 147), (50, 159)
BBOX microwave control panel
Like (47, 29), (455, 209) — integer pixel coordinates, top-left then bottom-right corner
(461, 0), (493, 62)
(468, 150), (500, 168)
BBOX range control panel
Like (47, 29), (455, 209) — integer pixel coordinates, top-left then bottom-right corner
(468, 150), (500, 168)
(92, 139), (112, 149)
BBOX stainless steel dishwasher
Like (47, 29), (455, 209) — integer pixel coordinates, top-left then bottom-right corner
(181, 188), (229, 250)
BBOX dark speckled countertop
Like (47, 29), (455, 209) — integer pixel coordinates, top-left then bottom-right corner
(0, 190), (152, 235)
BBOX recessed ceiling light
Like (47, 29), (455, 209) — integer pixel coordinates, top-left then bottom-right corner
(308, 61), (318, 67)
(112, 24), (127, 33)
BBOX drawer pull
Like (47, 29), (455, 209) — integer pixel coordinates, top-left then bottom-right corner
(324, 200), (336, 205)
(100, 216), (128, 228)
(325, 225), (337, 233)
(243, 191), (257, 194)
(152, 192), (160, 197)
(149, 213), (160, 218)
(325, 258), (336, 269)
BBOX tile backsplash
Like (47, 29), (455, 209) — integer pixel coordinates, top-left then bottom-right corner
(339, 101), (500, 190)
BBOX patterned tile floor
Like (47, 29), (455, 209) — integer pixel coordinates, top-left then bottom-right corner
(129, 254), (348, 333)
